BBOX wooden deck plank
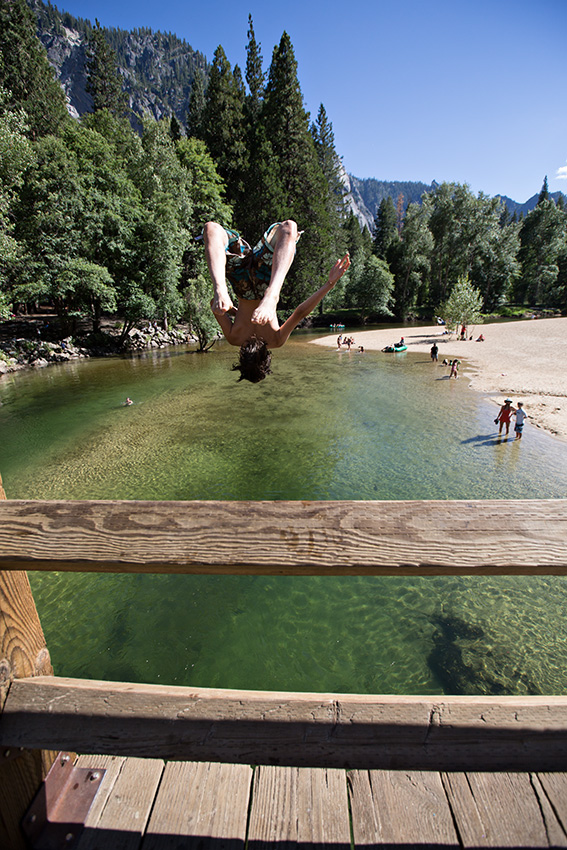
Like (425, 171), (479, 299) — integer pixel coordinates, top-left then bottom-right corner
(248, 765), (350, 848)
(537, 773), (567, 835)
(442, 771), (560, 847)
(74, 754), (164, 850)
(1, 498), (567, 576)
(348, 769), (459, 847)
(4, 677), (567, 770)
(530, 774), (567, 847)
(142, 761), (252, 850)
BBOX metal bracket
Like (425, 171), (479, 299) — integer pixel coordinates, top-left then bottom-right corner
(23, 752), (106, 849)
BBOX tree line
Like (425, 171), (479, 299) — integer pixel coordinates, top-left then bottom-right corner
(1, 0), (566, 350)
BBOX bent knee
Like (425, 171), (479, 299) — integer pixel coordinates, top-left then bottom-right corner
(203, 221), (227, 242)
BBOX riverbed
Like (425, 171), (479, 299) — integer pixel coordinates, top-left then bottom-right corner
(2, 336), (567, 694)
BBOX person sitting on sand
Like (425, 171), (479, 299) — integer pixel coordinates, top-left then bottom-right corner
(495, 398), (514, 437)
(203, 220), (350, 382)
(476, 334), (485, 342)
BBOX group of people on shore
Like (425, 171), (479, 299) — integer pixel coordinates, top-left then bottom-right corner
(495, 398), (528, 441)
(337, 334), (363, 352)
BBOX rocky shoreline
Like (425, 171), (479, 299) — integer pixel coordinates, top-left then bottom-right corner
(0, 324), (199, 376)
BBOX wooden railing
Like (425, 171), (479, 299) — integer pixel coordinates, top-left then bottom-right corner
(2, 497), (567, 575)
(1, 491), (567, 847)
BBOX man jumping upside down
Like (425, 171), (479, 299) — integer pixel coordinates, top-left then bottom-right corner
(203, 220), (350, 382)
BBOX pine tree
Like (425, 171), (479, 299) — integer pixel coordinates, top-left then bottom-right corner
(201, 45), (247, 208)
(85, 20), (129, 117)
(186, 68), (206, 138)
(372, 197), (398, 259)
(261, 32), (333, 305)
(169, 114), (182, 141)
(0, 0), (68, 137)
(234, 17), (280, 238)
(537, 175), (549, 205)
(311, 104), (347, 227)
(245, 14), (264, 120)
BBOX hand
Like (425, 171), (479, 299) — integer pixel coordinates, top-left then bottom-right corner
(328, 253), (350, 287)
(210, 294), (234, 316)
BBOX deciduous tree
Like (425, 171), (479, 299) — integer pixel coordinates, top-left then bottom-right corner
(439, 275), (483, 332)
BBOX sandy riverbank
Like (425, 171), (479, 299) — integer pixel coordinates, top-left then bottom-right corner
(311, 316), (567, 442)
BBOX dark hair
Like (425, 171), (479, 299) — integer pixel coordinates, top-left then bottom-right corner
(232, 336), (273, 383)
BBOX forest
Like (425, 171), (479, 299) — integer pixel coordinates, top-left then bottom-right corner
(1, 0), (566, 352)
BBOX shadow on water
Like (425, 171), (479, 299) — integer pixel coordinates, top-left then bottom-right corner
(460, 432), (513, 446)
(427, 610), (542, 696)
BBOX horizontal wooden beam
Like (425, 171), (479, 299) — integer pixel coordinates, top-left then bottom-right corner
(3, 677), (567, 771)
(1, 499), (566, 575)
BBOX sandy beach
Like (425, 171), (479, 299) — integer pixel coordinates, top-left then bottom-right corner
(311, 316), (567, 442)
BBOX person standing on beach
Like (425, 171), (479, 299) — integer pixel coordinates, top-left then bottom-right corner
(495, 398), (514, 437)
(430, 343), (438, 362)
(450, 359), (460, 378)
(513, 402), (528, 440)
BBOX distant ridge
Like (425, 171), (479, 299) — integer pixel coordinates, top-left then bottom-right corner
(27, 0), (207, 125)
(345, 176), (566, 231)
(26, 0), (566, 230)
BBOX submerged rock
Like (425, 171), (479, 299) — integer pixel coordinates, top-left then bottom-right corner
(427, 610), (541, 696)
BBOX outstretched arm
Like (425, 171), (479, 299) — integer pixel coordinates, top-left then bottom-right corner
(274, 254), (350, 347)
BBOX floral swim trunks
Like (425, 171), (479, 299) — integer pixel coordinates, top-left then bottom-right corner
(223, 223), (301, 300)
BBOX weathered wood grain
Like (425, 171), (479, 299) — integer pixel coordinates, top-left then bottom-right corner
(348, 769), (459, 846)
(142, 761), (252, 850)
(74, 754), (165, 850)
(0, 571), (53, 708)
(248, 765), (350, 848)
(537, 772), (567, 833)
(4, 677), (567, 771)
(0, 478), (56, 850)
(441, 771), (560, 847)
(0, 499), (566, 575)
(529, 773), (567, 848)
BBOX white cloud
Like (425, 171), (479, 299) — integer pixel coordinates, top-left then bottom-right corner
(556, 164), (567, 180)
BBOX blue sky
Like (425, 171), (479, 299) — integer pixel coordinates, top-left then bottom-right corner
(56, 0), (567, 203)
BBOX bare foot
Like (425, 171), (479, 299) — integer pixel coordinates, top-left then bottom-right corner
(251, 297), (277, 325)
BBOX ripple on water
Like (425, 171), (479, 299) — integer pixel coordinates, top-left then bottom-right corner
(3, 341), (567, 694)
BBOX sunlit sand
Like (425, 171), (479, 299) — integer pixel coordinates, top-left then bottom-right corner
(312, 316), (567, 442)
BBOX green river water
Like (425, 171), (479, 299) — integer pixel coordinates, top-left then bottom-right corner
(2, 334), (567, 695)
